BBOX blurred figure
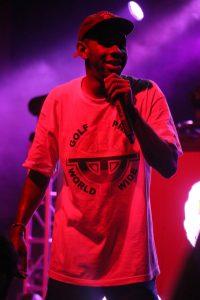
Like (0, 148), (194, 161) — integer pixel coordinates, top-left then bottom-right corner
(28, 94), (47, 143)
(0, 235), (18, 299)
(177, 86), (200, 150)
(190, 86), (200, 123)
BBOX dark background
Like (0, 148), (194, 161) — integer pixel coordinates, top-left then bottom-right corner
(0, 0), (199, 268)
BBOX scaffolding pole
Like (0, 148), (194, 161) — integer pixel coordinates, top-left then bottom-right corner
(22, 177), (56, 299)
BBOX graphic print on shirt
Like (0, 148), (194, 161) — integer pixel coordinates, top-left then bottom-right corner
(66, 121), (140, 197)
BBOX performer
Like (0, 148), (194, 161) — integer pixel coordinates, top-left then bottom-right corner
(10, 11), (182, 300)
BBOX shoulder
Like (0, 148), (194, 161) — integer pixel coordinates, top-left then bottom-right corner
(125, 76), (168, 116)
(123, 75), (161, 96)
(48, 77), (82, 98)
(41, 77), (82, 110)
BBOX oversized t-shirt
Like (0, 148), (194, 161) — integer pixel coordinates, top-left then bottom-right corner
(23, 76), (182, 287)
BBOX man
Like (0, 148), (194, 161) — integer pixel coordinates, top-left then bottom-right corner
(10, 11), (182, 300)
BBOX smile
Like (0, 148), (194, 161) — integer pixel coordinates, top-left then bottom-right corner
(105, 61), (122, 66)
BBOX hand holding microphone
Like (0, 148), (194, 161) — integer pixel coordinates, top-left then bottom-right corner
(104, 73), (135, 143)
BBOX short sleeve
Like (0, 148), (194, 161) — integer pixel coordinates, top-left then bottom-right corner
(146, 81), (183, 156)
(23, 90), (59, 176)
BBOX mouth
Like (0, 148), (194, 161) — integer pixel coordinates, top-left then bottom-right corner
(104, 61), (123, 72)
(105, 60), (122, 67)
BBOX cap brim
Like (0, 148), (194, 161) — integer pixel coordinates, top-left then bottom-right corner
(89, 17), (134, 36)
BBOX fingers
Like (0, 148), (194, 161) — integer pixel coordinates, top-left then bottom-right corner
(104, 73), (131, 104)
(17, 249), (27, 279)
(15, 269), (27, 279)
(111, 87), (130, 104)
(10, 236), (28, 279)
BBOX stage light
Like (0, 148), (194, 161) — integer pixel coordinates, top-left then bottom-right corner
(184, 181), (200, 247)
(128, 1), (144, 21)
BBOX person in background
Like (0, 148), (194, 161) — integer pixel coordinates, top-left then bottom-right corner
(0, 235), (18, 299)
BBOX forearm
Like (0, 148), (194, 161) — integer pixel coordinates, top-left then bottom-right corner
(129, 107), (178, 178)
(9, 170), (49, 278)
(14, 171), (50, 226)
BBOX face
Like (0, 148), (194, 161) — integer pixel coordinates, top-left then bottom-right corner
(78, 31), (128, 80)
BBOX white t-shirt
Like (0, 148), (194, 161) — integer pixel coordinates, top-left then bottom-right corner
(23, 76), (182, 286)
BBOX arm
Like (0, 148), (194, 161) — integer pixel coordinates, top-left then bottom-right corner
(129, 106), (178, 178)
(13, 170), (50, 225)
(10, 170), (50, 278)
(104, 73), (178, 178)
(11, 91), (59, 277)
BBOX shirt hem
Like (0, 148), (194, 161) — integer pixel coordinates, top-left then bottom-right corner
(48, 269), (160, 287)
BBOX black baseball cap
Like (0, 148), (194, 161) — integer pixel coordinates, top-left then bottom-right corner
(74, 11), (134, 57)
(77, 11), (134, 41)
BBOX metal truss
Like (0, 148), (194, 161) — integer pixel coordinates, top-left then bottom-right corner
(22, 178), (57, 299)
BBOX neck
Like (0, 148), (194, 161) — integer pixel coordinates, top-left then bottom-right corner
(82, 74), (106, 99)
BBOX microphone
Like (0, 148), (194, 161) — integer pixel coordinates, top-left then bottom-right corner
(115, 98), (134, 144)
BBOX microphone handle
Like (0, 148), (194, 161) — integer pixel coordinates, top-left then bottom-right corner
(115, 99), (134, 144)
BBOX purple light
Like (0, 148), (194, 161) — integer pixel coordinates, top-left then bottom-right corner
(128, 1), (144, 21)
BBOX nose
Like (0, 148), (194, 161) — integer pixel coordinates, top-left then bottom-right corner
(110, 44), (122, 54)
(109, 44), (126, 59)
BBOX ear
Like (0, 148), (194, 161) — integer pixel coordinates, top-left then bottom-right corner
(76, 41), (89, 60)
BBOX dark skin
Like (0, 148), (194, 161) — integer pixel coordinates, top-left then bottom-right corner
(10, 172), (49, 278)
(10, 29), (178, 277)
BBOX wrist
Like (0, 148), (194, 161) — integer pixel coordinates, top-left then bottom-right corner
(10, 223), (26, 235)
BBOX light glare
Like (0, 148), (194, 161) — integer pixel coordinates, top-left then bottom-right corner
(128, 1), (144, 21)
(184, 182), (200, 247)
